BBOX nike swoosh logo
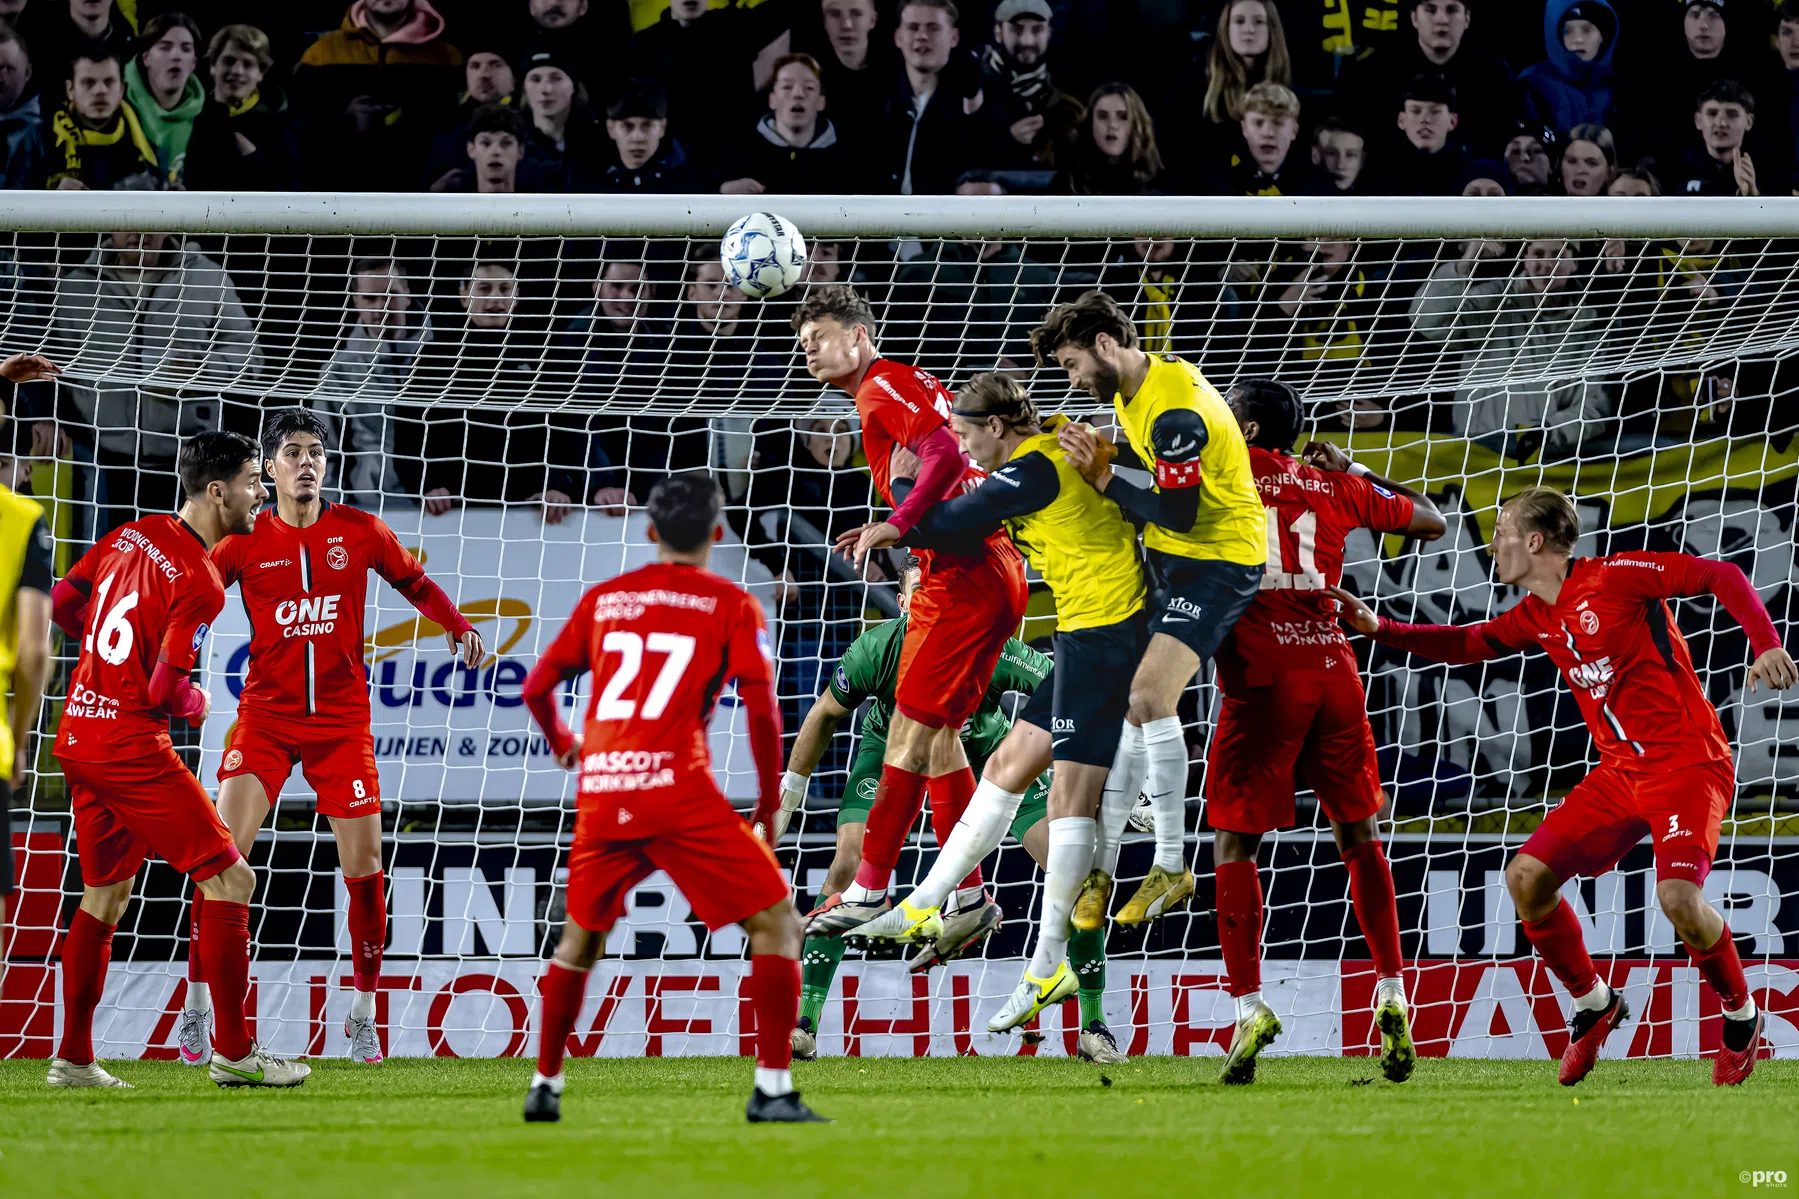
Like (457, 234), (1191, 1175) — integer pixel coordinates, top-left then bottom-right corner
(213, 1062), (263, 1081)
(1052, 737), (1070, 747)
(1161, 616), (1191, 623)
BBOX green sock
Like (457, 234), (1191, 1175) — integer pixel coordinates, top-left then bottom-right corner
(799, 935), (846, 1027)
(1069, 926), (1107, 1026)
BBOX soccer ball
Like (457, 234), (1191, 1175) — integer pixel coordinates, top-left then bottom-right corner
(721, 212), (807, 299)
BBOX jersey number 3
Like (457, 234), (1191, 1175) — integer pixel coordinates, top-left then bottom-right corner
(595, 631), (696, 721)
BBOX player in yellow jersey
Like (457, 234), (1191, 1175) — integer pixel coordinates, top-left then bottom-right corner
(843, 372), (1148, 1036)
(1032, 292), (1267, 926)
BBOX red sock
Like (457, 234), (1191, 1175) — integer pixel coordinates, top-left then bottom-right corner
(1522, 897), (1600, 999)
(854, 765), (930, 891)
(344, 871), (386, 994)
(57, 908), (115, 1065)
(1214, 860), (1263, 998)
(200, 899), (254, 1060)
(187, 890), (205, 984)
(1687, 925), (1751, 1011)
(535, 961), (589, 1079)
(928, 767), (983, 890)
(749, 954), (801, 1070)
(1342, 840), (1404, 979)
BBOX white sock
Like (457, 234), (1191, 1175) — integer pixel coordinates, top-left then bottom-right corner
(754, 1066), (793, 1096)
(841, 882), (884, 904)
(1027, 817), (1096, 978)
(351, 989), (377, 1021)
(1141, 716), (1189, 872)
(530, 1070), (566, 1093)
(186, 981), (212, 1015)
(1096, 722), (1145, 877)
(1235, 991), (1265, 1022)
(907, 779), (1023, 910)
(1374, 977), (1406, 1009)
(1572, 980), (1612, 1013)
(1723, 998), (1759, 1021)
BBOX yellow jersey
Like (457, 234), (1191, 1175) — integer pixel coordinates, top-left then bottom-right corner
(1113, 354), (1266, 567)
(0, 484), (48, 765)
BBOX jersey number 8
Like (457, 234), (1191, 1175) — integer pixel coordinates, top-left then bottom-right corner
(595, 631), (697, 721)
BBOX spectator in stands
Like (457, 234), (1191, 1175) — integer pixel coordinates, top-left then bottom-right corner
(975, 0), (1084, 173)
(718, 53), (847, 193)
(122, 12), (216, 186)
(1619, 0), (1759, 163)
(1370, 73), (1469, 194)
(1558, 122), (1616, 194)
(1348, 0), (1520, 158)
(43, 44), (156, 188)
(421, 40), (515, 187)
(632, 0), (766, 168)
(47, 222), (261, 530)
(186, 24), (300, 191)
(1675, 79), (1761, 195)
(878, 0), (982, 195)
(1459, 158), (1514, 194)
(319, 257), (427, 507)
(1096, 236), (1247, 370)
(1520, 0), (1620, 137)
(1160, 0), (1290, 169)
(808, 0), (889, 139)
(1244, 238), (1380, 396)
(516, 0), (627, 100)
(0, 23), (42, 188)
(32, 0), (132, 101)
(1305, 115), (1365, 193)
(516, 49), (602, 191)
(1209, 80), (1304, 194)
(292, 0), (463, 191)
(1504, 120), (1557, 193)
(595, 82), (700, 192)
(1606, 163), (1660, 194)
(1773, 3), (1799, 176)
(434, 102), (526, 192)
(743, 414), (885, 616)
(1058, 81), (1163, 194)
(1410, 237), (1615, 458)
(550, 253), (654, 514)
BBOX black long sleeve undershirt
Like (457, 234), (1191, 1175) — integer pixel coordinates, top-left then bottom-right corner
(892, 451), (1059, 551)
(1101, 408), (1206, 534)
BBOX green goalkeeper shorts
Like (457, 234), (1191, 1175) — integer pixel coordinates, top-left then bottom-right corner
(839, 737), (1049, 844)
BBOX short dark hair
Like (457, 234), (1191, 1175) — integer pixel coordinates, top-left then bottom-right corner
(179, 431), (259, 499)
(1029, 290), (1137, 366)
(1228, 379), (1302, 449)
(607, 81), (667, 122)
(900, 0), (959, 20)
(69, 39), (123, 71)
(1401, 73), (1458, 111)
(789, 283), (877, 336)
(140, 11), (202, 58)
(468, 102), (526, 141)
(1312, 113), (1364, 144)
(1505, 486), (1580, 553)
(1696, 78), (1755, 114)
(261, 407), (329, 463)
(646, 473), (722, 552)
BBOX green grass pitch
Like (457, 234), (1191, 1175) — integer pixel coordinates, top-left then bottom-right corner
(2, 1057), (1793, 1198)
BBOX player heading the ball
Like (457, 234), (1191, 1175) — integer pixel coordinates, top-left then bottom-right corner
(519, 474), (826, 1125)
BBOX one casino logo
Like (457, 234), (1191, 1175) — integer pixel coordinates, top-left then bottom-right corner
(1579, 610), (1600, 636)
(224, 749), (243, 771)
(326, 546), (349, 571)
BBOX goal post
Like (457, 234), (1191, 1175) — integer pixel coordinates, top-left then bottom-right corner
(1, 193), (1795, 1062)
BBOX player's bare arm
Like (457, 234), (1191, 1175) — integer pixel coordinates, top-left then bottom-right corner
(1303, 440), (1448, 540)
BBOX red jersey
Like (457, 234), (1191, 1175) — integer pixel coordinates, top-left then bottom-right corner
(212, 502), (455, 726)
(58, 515), (225, 762)
(1216, 448), (1414, 691)
(532, 562), (773, 823)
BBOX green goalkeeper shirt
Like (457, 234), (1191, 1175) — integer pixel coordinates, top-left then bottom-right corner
(827, 616), (1051, 760)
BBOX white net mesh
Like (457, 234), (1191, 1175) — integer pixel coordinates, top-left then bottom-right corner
(1, 196), (1795, 1062)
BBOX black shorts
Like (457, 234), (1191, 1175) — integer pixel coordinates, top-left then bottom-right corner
(1019, 616), (1147, 767)
(1146, 551), (1263, 662)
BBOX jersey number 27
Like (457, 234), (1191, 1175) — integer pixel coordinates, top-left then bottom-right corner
(595, 631), (696, 721)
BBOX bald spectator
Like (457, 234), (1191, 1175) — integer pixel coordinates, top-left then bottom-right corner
(976, 0), (1083, 172)
(718, 53), (849, 194)
(42, 44), (156, 189)
(186, 24), (301, 191)
(0, 23), (42, 188)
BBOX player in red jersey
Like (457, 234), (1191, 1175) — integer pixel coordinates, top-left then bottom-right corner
(48, 432), (309, 1088)
(185, 409), (481, 1067)
(1332, 485), (1797, 1087)
(1199, 381), (1446, 1086)
(518, 475), (824, 1125)
(790, 285), (1030, 938)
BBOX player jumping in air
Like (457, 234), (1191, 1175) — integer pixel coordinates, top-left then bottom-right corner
(792, 286), (1030, 937)
(185, 409), (482, 1066)
(1041, 292), (1268, 927)
(780, 555), (1126, 1063)
(845, 374), (1148, 1037)
(49, 432), (309, 1088)
(1204, 381), (1446, 1085)
(1331, 486), (1796, 1086)
(519, 475), (823, 1124)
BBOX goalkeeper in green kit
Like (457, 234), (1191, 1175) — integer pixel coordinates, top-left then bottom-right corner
(773, 560), (1125, 1064)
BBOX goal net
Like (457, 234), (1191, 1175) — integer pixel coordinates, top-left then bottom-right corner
(1, 194), (1795, 1063)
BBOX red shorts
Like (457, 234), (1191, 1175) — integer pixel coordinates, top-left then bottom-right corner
(1205, 674), (1384, 835)
(895, 551), (1029, 728)
(219, 717), (381, 819)
(65, 748), (242, 887)
(564, 795), (791, 933)
(1520, 758), (1732, 885)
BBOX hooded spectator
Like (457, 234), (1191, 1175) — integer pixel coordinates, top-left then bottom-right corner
(515, 48), (603, 191)
(293, 0), (464, 191)
(43, 43), (155, 188)
(877, 0), (982, 195)
(1159, 0), (1291, 166)
(1370, 73), (1469, 194)
(185, 24), (301, 191)
(1348, 0), (1523, 157)
(1058, 81), (1164, 194)
(1675, 78), (1762, 195)
(595, 81), (701, 192)
(1521, 0), (1620, 137)
(719, 53), (850, 194)
(0, 22), (42, 187)
(1558, 121), (1616, 194)
(1303, 114), (1366, 193)
(975, 0), (1084, 172)
(631, 0), (767, 169)
(1504, 119), (1558, 193)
